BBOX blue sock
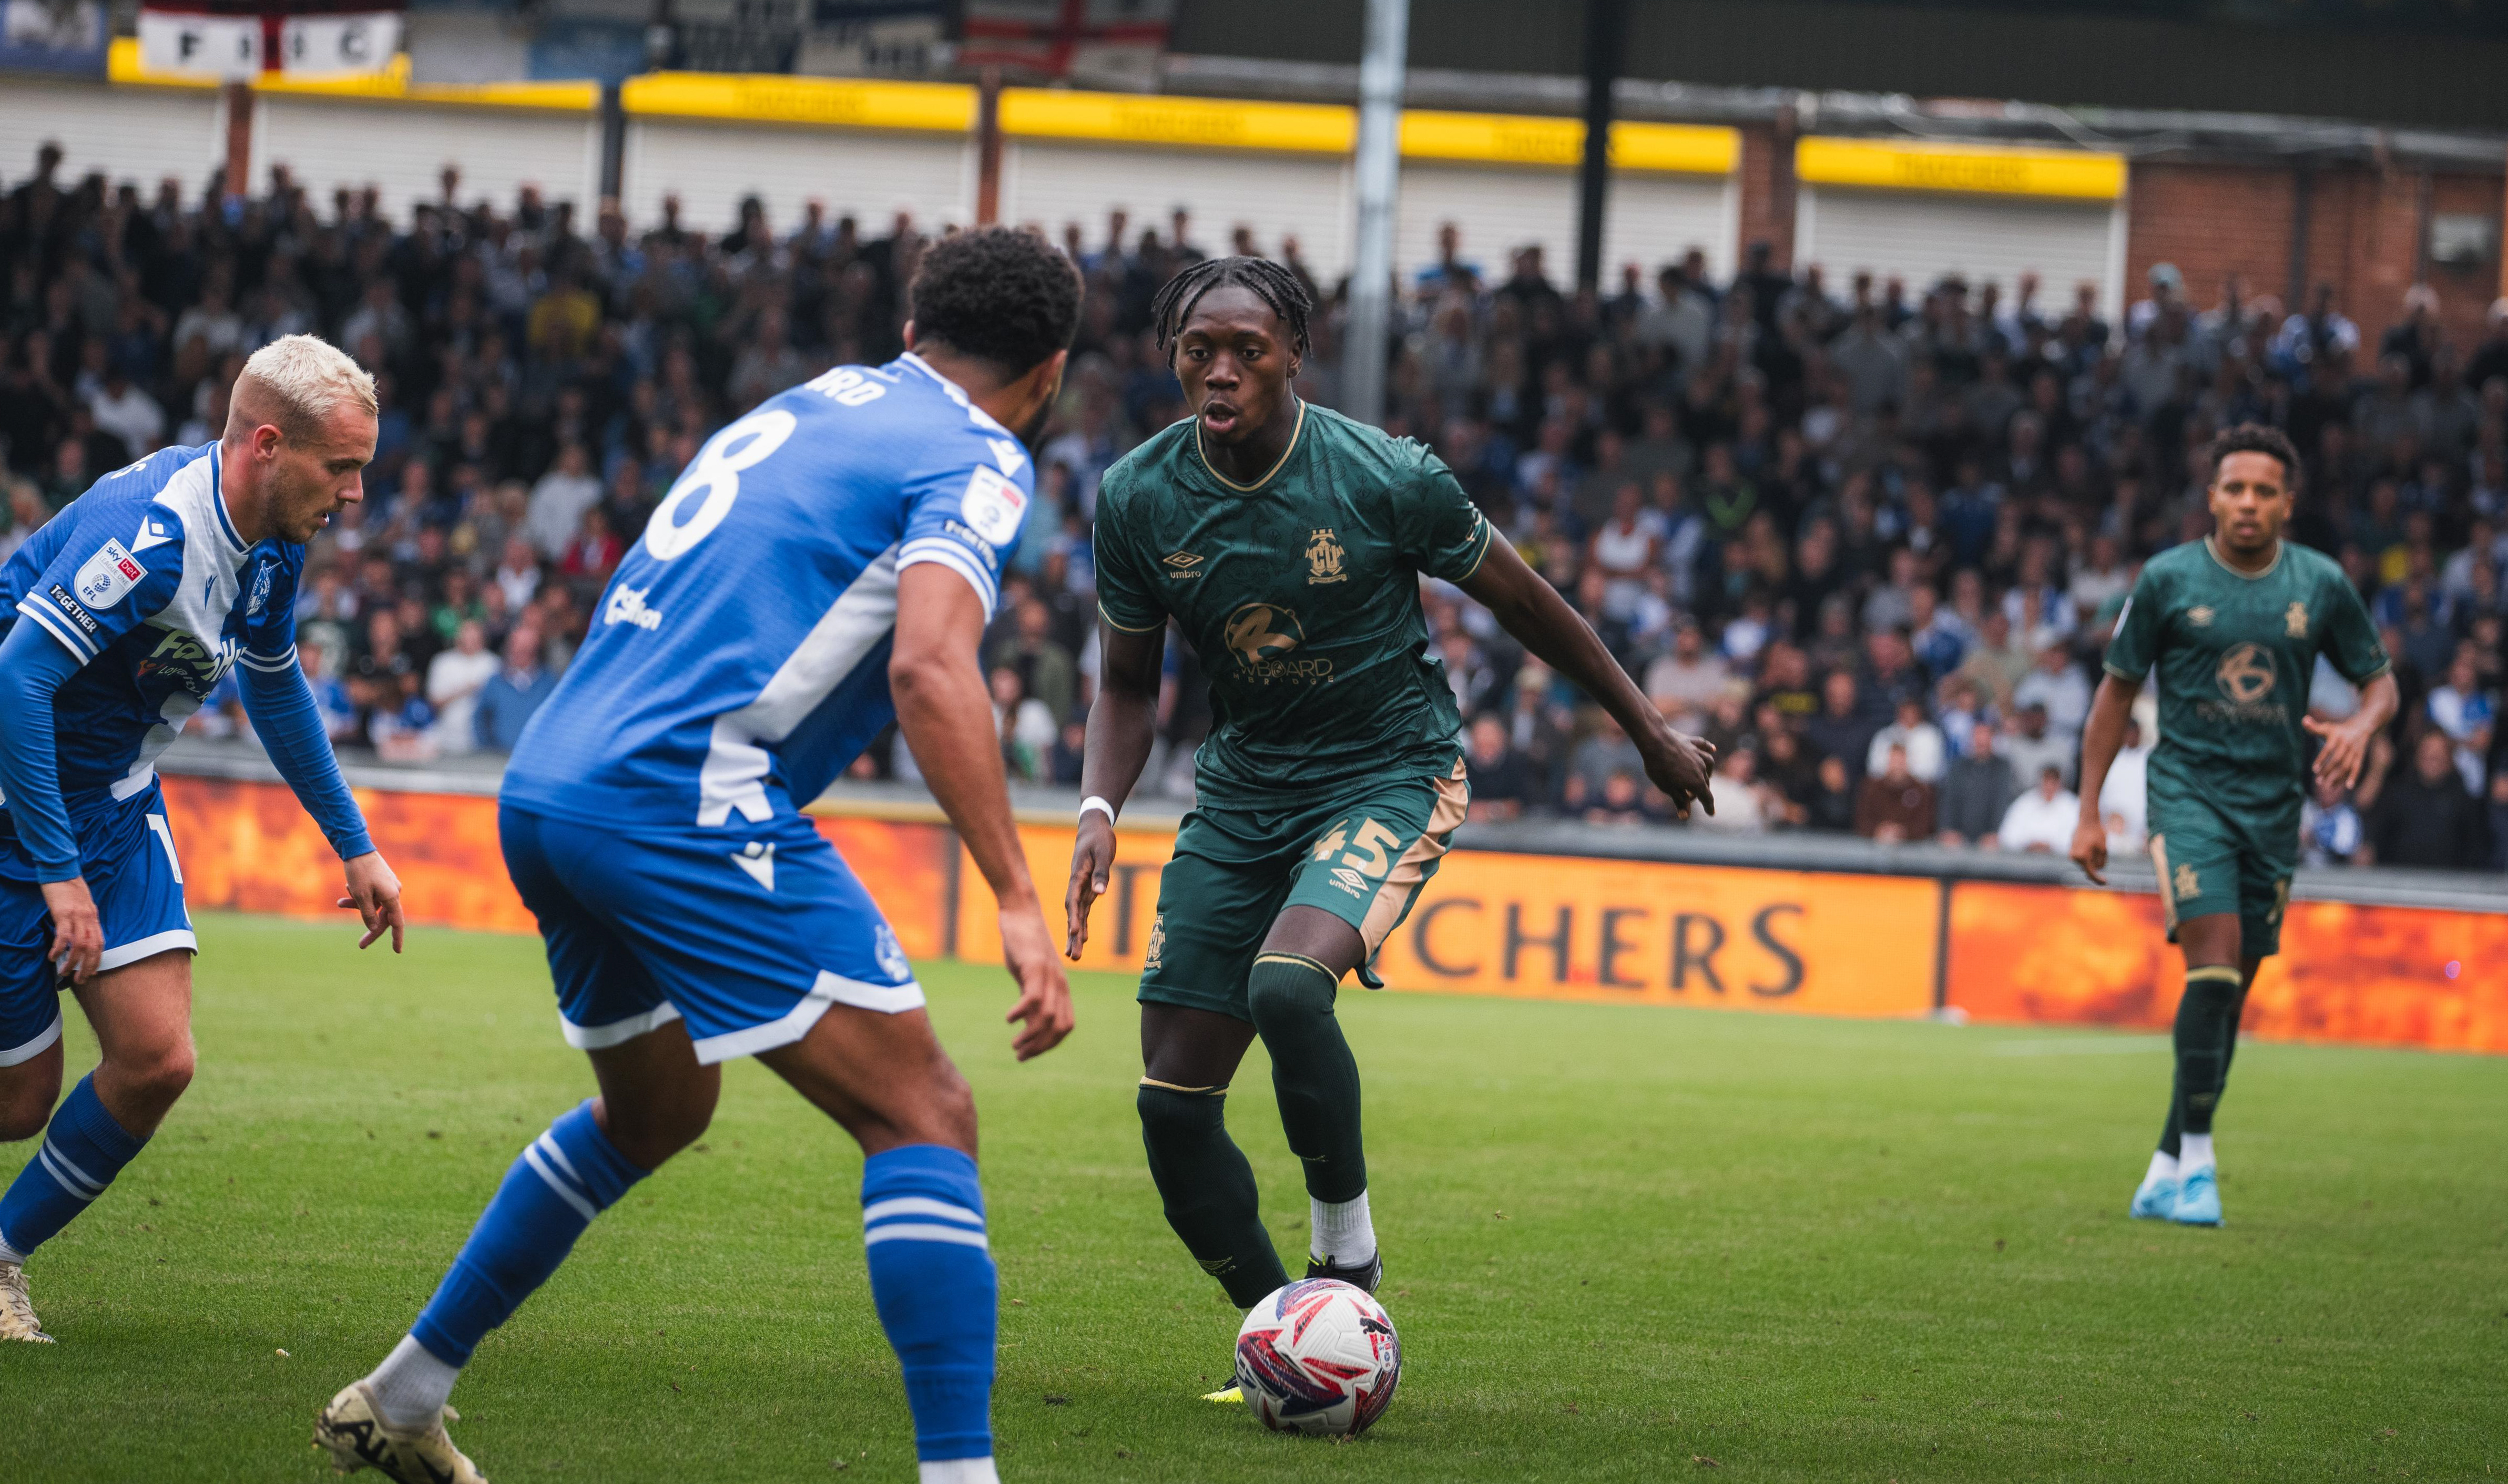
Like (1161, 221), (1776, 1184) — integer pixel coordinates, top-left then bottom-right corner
(862, 1145), (996, 1463)
(409, 1100), (646, 1366)
(0, 1073), (147, 1260)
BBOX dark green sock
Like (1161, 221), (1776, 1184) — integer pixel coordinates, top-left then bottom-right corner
(2174, 966), (2246, 1137)
(1137, 1083), (1288, 1308)
(1247, 952), (1367, 1205)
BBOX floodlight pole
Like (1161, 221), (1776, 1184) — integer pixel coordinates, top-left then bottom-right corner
(1576, 0), (1628, 295)
(1342, 0), (1408, 428)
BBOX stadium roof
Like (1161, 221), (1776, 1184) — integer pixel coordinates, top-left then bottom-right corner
(1170, 0), (2508, 135)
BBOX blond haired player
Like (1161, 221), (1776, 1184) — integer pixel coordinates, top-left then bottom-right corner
(0, 335), (405, 1340)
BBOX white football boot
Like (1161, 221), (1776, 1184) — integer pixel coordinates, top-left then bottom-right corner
(0, 1262), (51, 1343)
(314, 1378), (488, 1483)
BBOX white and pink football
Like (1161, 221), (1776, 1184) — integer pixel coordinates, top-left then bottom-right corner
(1232, 1278), (1402, 1436)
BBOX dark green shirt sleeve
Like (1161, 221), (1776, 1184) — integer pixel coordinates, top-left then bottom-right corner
(2102, 563), (2164, 681)
(2318, 565), (2391, 683)
(1396, 451), (1495, 582)
(1090, 471), (1165, 634)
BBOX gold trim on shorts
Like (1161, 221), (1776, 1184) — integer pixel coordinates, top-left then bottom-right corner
(1357, 756), (1472, 953)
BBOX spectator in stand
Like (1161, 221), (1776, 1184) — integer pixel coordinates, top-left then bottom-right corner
(1583, 769), (1653, 827)
(991, 666), (1057, 783)
(2301, 775), (2364, 866)
(425, 618), (498, 757)
(474, 626), (556, 752)
(1957, 609), (2032, 709)
(988, 598), (1079, 728)
(1563, 713), (1645, 815)
(1694, 745), (1778, 833)
(1866, 695), (1946, 784)
(1855, 742), (1936, 843)
(1998, 763), (2080, 853)
(1644, 618), (1730, 722)
(2098, 717), (2150, 854)
(1803, 669), (1883, 784)
(1999, 701), (2076, 789)
(2364, 730), (2488, 868)
(557, 506), (625, 582)
(492, 534), (543, 616)
(1463, 713), (1536, 822)
(525, 444), (604, 561)
(1939, 719), (2020, 846)
(2012, 641), (2093, 738)
(1795, 754), (1850, 832)
(2424, 648), (2495, 794)
(2490, 775), (2508, 872)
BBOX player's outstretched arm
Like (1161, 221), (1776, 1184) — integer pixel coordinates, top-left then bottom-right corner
(1458, 537), (1717, 818)
(2303, 672), (2399, 791)
(891, 561), (1074, 1061)
(1066, 621), (1164, 959)
(0, 622), (103, 980)
(236, 660), (403, 950)
(2070, 674), (2140, 885)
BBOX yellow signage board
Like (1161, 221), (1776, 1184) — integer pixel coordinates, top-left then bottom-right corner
(107, 40), (595, 108)
(1796, 136), (2126, 200)
(621, 71), (976, 132)
(1399, 111), (1735, 175)
(1000, 88), (1355, 154)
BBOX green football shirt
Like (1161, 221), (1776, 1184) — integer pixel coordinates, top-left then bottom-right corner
(2101, 537), (2389, 813)
(1094, 401), (1496, 807)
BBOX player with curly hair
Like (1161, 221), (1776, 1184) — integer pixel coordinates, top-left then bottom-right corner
(1065, 258), (1715, 1383)
(2074, 423), (2397, 1227)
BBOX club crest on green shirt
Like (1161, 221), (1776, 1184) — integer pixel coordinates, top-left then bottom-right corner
(1305, 527), (1349, 585)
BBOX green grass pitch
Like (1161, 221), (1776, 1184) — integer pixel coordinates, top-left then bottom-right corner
(6, 912), (2504, 1482)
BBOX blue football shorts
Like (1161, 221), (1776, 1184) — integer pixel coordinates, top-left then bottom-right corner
(0, 784), (196, 1067)
(498, 802), (924, 1065)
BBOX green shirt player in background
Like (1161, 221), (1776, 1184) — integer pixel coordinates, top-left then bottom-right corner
(2073, 424), (2395, 1228)
(1064, 258), (1716, 1368)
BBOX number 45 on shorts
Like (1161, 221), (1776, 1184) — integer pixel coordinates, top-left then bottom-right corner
(1311, 818), (1402, 898)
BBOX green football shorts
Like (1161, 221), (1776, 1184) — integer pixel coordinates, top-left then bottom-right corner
(2146, 788), (2299, 960)
(1137, 756), (1471, 1021)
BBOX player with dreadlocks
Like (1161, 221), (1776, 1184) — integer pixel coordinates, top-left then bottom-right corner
(1066, 257), (1716, 1393)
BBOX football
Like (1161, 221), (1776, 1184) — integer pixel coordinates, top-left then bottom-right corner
(1232, 1279), (1402, 1436)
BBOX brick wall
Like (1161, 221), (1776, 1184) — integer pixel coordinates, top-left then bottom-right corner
(2125, 158), (2504, 350)
(2428, 171), (2506, 343)
(1736, 118), (1796, 269)
(2123, 162), (2296, 315)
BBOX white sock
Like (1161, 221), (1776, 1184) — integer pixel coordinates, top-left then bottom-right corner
(1311, 1190), (1375, 1267)
(2143, 1149), (2178, 1185)
(919, 1459), (1000, 1484)
(367, 1334), (461, 1431)
(0, 1235), (24, 1265)
(2179, 1133), (2215, 1173)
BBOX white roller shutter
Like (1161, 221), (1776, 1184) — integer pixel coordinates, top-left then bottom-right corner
(0, 79), (223, 199)
(1795, 187), (2125, 316)
(622, 120), (971, 237)
(254, 97), (601, 221)
(1606, 174), (1738, 285)
(1002, 141), (1351, 282)
(1396, 165), (1734, 290)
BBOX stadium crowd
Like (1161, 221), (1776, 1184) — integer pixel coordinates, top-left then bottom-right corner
(3, 141), (2503, 870)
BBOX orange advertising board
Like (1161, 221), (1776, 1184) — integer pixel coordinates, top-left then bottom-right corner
(158, 777), (958, 958)
(953, 823), (1941, 1019)
(154, 777), (2503, 1053)
(1949, 881), (2508, 1053)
